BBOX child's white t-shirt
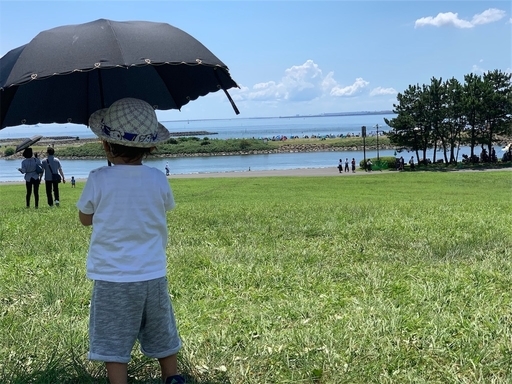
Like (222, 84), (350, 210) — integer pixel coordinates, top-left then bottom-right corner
(76, 164), (175, 283)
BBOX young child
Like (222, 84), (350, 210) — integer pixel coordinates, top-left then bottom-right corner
(76, 98), (184, 384)
(71, 176), (76, 188)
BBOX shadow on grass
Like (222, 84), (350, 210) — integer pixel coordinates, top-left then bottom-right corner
(1, 351), (232, 384)
(405, 162), (512, 173)
(5, 368), (231, 384)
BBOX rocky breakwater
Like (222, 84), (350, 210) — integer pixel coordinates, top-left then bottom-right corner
(161, 143), (391, 158)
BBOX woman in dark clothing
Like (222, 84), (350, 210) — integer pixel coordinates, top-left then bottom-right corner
(18, 147), (42, 208)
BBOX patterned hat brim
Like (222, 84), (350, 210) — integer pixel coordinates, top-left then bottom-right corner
(89, 108), (171, 148)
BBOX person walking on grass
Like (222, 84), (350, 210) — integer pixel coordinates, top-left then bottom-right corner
(76, 98), (184, 384)
(42, 146), (65, 206)
(367, 159), (373, 172)
(18, 147), (43, 208)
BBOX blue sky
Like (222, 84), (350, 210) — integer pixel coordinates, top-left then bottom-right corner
(0, 1), (510, 121)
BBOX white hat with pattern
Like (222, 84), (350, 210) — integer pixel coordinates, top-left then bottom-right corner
(88, 98), (171, 147)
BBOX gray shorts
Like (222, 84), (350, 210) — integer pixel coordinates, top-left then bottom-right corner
(89, 277), (182, 363)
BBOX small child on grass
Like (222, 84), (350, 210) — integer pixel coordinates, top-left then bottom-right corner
(76, 98), (184, 384)
(71, 176), (76, 187)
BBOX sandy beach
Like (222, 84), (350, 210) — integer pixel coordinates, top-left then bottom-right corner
(169, 167), (349, 178)
(168, 166), (511, 178)
(2, 166), (510, 186)
(0, 167), (367, 185)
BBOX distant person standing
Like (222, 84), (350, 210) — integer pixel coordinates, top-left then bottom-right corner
(42, 147), (66, 207)
(409, 156), (415, 171)
(367, 159), (373, 172)
(338, 159), (343, 173)
(351, 158), (356, 173)
(71, 176), (76, 188)
(18, 147), (43, 208)
(344, 158), (349, 173)
(165, 162), (170, 176)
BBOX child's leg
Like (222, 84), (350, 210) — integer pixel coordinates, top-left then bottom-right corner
(158, 354), (178, 380)
(106, 362), (128, 384)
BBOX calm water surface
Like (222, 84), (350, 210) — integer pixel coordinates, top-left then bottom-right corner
(0, 114), (490, 182)
(0, 114), (393, 140)
(1, 147), (479, 183)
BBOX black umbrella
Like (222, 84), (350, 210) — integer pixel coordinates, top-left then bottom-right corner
(0, 19), (239, 129)
(15, 135), (43, 153)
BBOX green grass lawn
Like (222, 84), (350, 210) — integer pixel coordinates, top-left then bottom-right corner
(1, 171), (511, 383)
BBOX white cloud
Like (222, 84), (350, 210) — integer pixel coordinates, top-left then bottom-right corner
(331, 78), (370, 97)
(231, 60), (377, 107)
(370, 87), (397, 97)
(471, 8), (507, 25)
(235, 60), (325, 102)
(246, 81), (287, 101)
(415, 12), (473, 29)
(281, 60), (324, 101)
(415, 8), (506, 29)
(321, 72), (338, 93)
(471, 64), (485, 74)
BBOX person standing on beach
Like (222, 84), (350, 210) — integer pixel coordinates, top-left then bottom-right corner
(351, 158), (356, 173)
(76, 98), (184, 384)
(338, 159), (343, 173)
(344, 158), (349, 173)
(42, 147), (65, 207)
(18, 147), (42, 208)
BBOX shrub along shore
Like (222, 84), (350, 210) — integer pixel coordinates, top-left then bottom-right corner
(1, 135), (394, 159)
(3, 135), (511, 174)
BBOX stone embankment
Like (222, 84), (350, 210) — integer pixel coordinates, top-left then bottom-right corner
(155, 144), (393, 158)
(1, 136), (395, 159)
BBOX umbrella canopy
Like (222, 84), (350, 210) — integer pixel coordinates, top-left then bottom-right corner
(15, 135), (43, 153)
(0, 19), (239, 129)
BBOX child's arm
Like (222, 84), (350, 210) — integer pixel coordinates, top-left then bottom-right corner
(79, 211), (93, 226)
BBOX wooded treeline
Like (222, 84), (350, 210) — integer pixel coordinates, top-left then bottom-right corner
(385, 69), (512, 164)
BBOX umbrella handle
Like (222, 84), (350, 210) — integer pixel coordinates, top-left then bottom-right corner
(214, 70), (240, 115)
(222, 88), (240, 115)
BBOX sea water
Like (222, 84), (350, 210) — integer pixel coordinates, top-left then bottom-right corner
(0, 113), (481, 183)
(0, 114), (393, 140)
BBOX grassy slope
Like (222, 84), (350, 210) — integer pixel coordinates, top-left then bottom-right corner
(0, 171), (511, 383)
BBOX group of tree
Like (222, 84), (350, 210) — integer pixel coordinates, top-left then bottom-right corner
(385, 69), (512, 164)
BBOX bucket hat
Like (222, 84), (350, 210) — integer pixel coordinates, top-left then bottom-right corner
(89, 98), (171, 147)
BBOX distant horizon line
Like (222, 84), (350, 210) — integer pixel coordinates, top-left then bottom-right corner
(0, 110), (396, 132)
(161, 110), (395, 123)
